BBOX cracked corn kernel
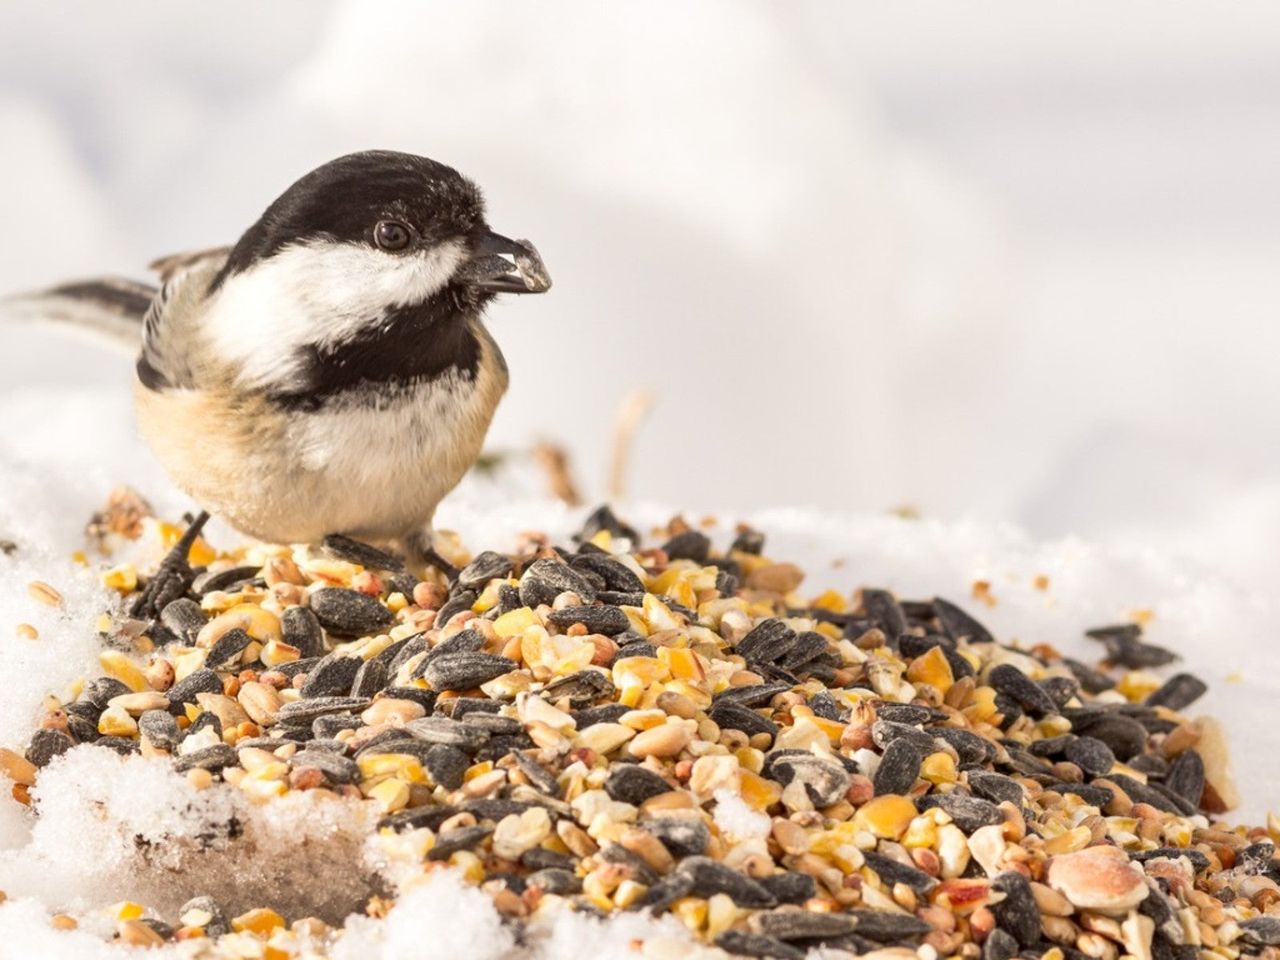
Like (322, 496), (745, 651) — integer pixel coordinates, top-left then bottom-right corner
(613, 879), (647, 910)
(98, 706), (138, 738)
(920, 751), (957, 784)
(366, 778), (410, 814)
(101, 564), (138, 593)
(99, 650), (149, 692)
(739, 769), (783, 810)
(853, 794), (917, 840)
(110, 901), (145, 921)
(231, 908), (285, 936)
(493, 607), (538, 639)
(905, 644), (954, 694)
(657, 646), (705, 682)
(671, 897), (708, 933)
(357, 754), (425, 784)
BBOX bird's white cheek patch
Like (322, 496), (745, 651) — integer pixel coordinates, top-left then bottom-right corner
(204, 239), (467, 390)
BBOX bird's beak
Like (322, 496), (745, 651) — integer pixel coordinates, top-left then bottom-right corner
(462, 230), (551, 294)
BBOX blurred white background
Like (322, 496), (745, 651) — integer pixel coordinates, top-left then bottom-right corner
(2, 0), (1279, 591)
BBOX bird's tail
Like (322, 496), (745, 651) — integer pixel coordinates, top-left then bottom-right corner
(1, 277), (156, 354)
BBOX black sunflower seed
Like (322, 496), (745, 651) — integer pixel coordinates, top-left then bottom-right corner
(173, 744), (238, 772)
(1088, 625), (1178, 670)
(405, 716), (489, 750)
(434, 590), (476, 626)
(25, 729), (73, 768)
(290, 749), (360, 784)
(94, 736), (139, 755)
(1071, 712), (1147, 760)
(426, 825), (493, 860)
(917, 793), (1003, 832)
(82, 677), (133, 709)
(779, 632), (831, 671)
(873, 738), (923, 796)
(1063, 658), (1115, 694)
(678, 857), (776, 907)
(1064, 736), (1116, 777)
(159, 598), (206, 642)
(933, 597), (994, 645)
(604, 764), (672, 804)
(1047, 781), (1114, 807)
(861, 589), (907, 640)
(206, 627), (253, 670)
(967, 771), (1025, 807)
(715, 931), (804, 960)
(808, 690), (844, 722)
(991, 871), (1040, 947)
(1039, 675), (1080, 709)
(646, 817), (711, 857)
(574, 703), (631, 728)
(1145, 673), (1208, 712)
(138, 710), (182, 751)
(847, 909), (931, 941)
(313, 714), (362, 739)
(423, 652), (517, 691)
(514, 752), (560, 796)
(737, 619), (793, 665)
(576, 505), (639, 544)
(546, 605), (631, 635)
(526, 868), (581, 895)
(713, 682), (792, 710)
(861, 851), (937, 893)
(1129, 847), (1211, 871)
(321, 534), (404, 571)
(423, 743), (470, 790)
(757, 872), (816, 905)
(299, 654), (363, 699)
(709, 700), (778, 740)
(570, 553), (645, 595)
(520, 558), (598, 607)
(663, 530), (711, 563)
(194, 565), (261, 595)
(982, 927), (1019, 960)
(166, 669), (224, 711)
(276, 696), (370, 723)
(871, 720), (936, 754)
(1164, 750), (1206, 807)
(988, 664), (1058, 718)
(461, 713), (522, 736)
(1238, 917), (1280, 947)
(457, 550), (514, 590)
(754, 910), (858, 941)
(308, 588), (395, 636)
(934, 727), (995, 765)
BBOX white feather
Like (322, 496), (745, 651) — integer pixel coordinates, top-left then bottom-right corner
(202, 237), (467, 390)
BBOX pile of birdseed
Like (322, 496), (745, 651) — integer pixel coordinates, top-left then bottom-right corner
(1, 502), (1279, 960)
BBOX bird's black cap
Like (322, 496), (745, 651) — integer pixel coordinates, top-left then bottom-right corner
(211, 150), (487, 290)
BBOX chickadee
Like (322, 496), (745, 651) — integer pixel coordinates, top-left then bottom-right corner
(3, 150), (550, 613)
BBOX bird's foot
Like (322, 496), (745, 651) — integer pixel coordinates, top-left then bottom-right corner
(129, 510), (210, 619)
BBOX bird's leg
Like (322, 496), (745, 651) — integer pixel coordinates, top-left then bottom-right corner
(402, 527), (459, 582)
(129, 510), (210, 619)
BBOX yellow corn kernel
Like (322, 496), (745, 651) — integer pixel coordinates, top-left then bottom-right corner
(963, 686), (999, 724)
(809, 716), (846, 743)
(1116, 671), (1161, 703)
(612, 657), (670, 688)
(470, 581), (503, 614)
(222, 603), (283, 643)
(98, 706), (138, 737)
(920, 751), (957, 785)
(259, 640), (301, 668)
(240, 777), (288, 801)
(450, 850), (486, 884)
(158, 520), (217, 567)
(101, 564), (138, 594)
(706, 893), (738, 938)
(901, 815), (939, 849)
(494, 606), (539, 639)
(621, 607), (650, 637)
(582, 871), (616, 911)
(734, 747), (765, 775)
(1043, 825), (1092, 855)
(811, 589), (848, 613)
(739, 769), (783, 810)
(613, 879), (648, 910)
(110, 901), (144, 922)
(463, 760), (494, 783)
(671, 897), (708, 933)
(357, 754), (426, 783)
(657, 647), (705, 682)
(386, 592), (408, 613)
(650, 567), (687, 597)
(99, 650), (149, 692)
(231, 908), (285, 936)
(367, 777), (410, 813)
(664, 679), (712, 708)
(853, 794), (917, 840)
(173, 648), (208, 683)
(831, 844), (865, 873)
(905, 645), (954, 695)
(643, 594), (683, 632)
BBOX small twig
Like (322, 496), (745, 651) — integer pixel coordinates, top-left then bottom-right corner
(607, 389), (657, 501)
(532, 441), (582, 506)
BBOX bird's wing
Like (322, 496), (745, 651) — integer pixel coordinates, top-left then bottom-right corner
(149, 246), (232, 284)
(0, 276), (158, 353)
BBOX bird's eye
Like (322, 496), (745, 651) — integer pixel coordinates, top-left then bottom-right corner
(374, 220), (413, 252)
